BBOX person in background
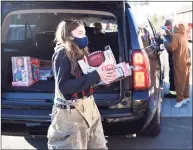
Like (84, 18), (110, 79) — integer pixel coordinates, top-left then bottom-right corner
(47, 19), (117, 149)
(161, 19), (177, 98)
(141, 27), (151, 47)
(158, 31), (170, 94)
(93, 22), (104, 35)
(164, 22), (191, 108)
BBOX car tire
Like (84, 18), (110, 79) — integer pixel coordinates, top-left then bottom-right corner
(139, 94), (161, 136)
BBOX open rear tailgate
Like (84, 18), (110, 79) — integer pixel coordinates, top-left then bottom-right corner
(2, 1), (122, 17)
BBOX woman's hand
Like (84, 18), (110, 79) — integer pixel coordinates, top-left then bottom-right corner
(187, 59), (191, 66)
(97, 63), (117, 84)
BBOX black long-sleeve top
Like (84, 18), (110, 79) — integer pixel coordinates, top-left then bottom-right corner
(52, 45), (100, 100)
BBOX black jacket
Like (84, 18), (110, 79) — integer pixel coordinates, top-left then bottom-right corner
(52, 45), (100, 99)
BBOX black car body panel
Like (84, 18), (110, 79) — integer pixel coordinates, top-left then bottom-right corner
(1, 1), (162, 137)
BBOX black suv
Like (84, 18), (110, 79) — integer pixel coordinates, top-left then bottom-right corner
(2, 1), (162, 138)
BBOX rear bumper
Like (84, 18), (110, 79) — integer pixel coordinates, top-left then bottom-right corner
(2, 109), (145, 136)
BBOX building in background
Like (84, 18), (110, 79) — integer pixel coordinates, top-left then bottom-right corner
(170, 4), (192, 41)
(175, 4), (192, 23)
(128, 1), (192, 33)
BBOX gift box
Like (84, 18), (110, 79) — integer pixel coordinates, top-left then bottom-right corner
(39, 70), (54, 80)
(39, 60), (54, 80)
(78, 45), (132, 87)
(92, 62), (132, 87)
(78, 45), (117, 74)
(11, 57), (40, 87)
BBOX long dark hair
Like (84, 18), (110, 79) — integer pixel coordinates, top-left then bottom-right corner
(54, 19), (89, 76)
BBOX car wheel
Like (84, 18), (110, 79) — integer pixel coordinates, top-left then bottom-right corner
(139, 94), (161, 136)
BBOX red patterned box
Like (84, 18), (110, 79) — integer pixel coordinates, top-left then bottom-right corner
(11, 57), (40, 87)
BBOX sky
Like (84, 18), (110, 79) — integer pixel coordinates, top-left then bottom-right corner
(147, 2), (191, 15)
(129, 1), (192, 28)
(130, 1), (192, 16)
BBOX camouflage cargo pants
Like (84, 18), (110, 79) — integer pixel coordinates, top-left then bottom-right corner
(47, 96), (108, 149)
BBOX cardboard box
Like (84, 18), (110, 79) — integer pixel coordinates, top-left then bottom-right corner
(92, 62), (132, 87)
(11, 57), (40, 87)
(78, 45), (132, 87)
(78, 45), (117, 74)
(39, 70), (54, 80)
(39, 60), (54, 80)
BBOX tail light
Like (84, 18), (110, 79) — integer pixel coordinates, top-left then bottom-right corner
(132, 51), (151, 90)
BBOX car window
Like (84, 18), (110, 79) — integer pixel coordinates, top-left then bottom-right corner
(6, 14), (38, 41)
(89, 22), (117, 33)
(7, 24), (35, 41)
(3, 12), (116, 43)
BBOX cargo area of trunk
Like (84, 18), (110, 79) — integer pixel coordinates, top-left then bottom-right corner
(2, 45), (120, 106)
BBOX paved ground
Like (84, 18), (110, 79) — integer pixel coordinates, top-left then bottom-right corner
(2, 117), (192, 149)
(161, 84), (192, 117)
(161, 71), (192, 117)
(161, 42), (192, 117)
(161, 97), (192, 117)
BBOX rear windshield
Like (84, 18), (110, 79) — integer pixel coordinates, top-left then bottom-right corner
(3, 11), (117, 42)
(6, 14), (37, 41)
